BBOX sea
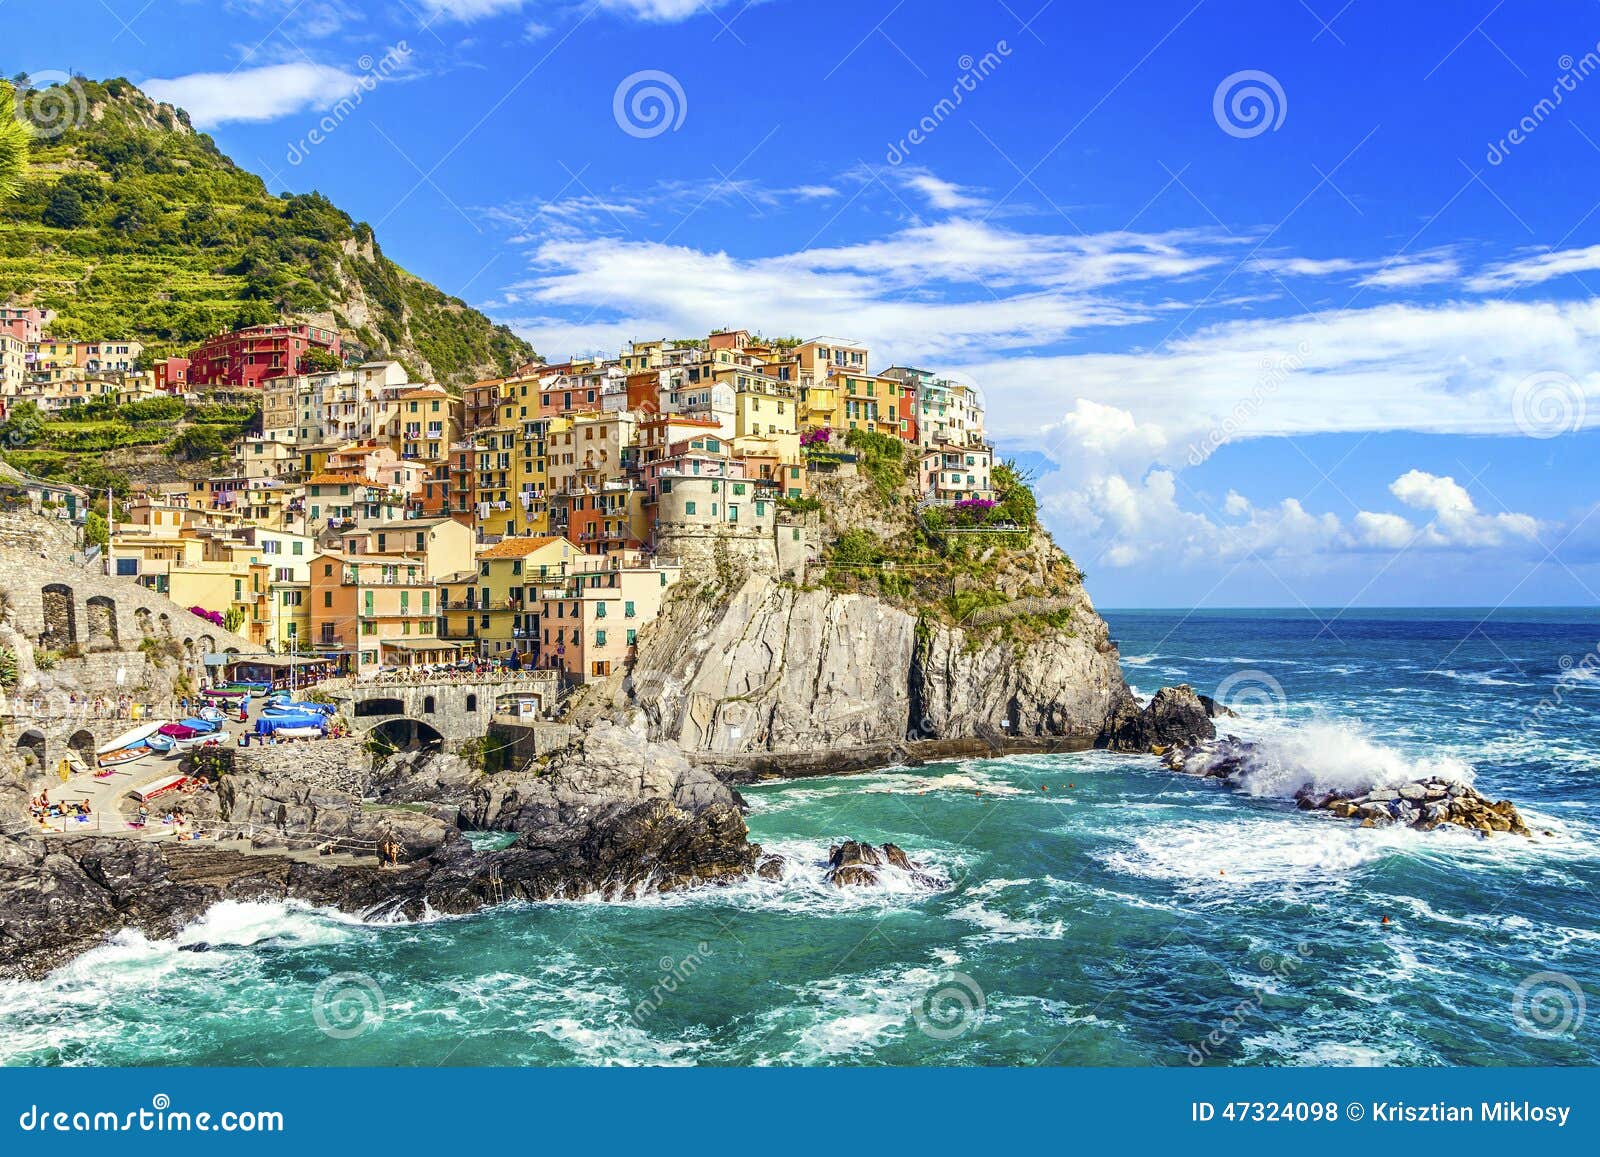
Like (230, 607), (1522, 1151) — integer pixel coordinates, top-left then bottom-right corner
(3, 608), (1597, 1067)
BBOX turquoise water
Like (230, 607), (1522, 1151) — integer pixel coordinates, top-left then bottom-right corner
(4, 609), (1598, 1066)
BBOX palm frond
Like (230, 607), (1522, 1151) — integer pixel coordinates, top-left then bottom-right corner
(0, 115), (32, 202)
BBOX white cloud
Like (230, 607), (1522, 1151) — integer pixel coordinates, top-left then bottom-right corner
(496, 219), (1238, 360)
(961, 298), (1600, 449)
(143, 62), (363, 126)
(1355, 254), (1461, 289)
(1386, 469), (1541, 547)
(1248, 249), (1461, 289)
(1467, 243), (1600, 292)
(901, 171), (987, 212)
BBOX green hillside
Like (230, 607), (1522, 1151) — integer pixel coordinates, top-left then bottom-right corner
(0, 76), (533, 384)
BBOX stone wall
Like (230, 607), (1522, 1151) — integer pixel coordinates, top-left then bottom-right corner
(0, 546), (260, 661)
(1, 511), (265, 785)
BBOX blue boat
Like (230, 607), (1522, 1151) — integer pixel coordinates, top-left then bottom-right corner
(254, 712), (326, 735)
(179, 716), (220, 734)
(263, 701), (334, 716)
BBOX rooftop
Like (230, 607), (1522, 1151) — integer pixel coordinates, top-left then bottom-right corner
(477, 534), (572, 559)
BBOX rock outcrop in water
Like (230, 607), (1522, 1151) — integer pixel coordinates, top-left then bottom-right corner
(1101, 684), (1220, 753)
(823, 840), (948, 890)
(1161, 736), (1533, 837)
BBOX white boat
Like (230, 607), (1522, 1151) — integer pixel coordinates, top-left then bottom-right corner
(96, 746), (150, 769)
(130, 773), (187, 802)
(271, 725), (324, 739)
(172, 731), (229, 750)
(96, 721), (168, 756)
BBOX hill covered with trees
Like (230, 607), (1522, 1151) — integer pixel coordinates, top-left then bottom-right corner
(0, 76), (533, 384)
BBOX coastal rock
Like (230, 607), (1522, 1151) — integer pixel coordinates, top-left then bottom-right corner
(822, 840), (946, 890)
(1101, 685), (1218, 753)
(0, 718), (760, 979)
(1160, 738), (1533, 839)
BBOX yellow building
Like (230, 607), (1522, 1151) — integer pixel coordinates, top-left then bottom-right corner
(438, 535), (579, 658)
(834, 373), (897, 436)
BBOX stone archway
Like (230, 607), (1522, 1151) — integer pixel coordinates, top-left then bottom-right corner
(86, 595), (118, 651)
(66, 729), (96, 769)
(40, 584), (75, 649)
(135, 607), (154, 637)
(15, 729), (46, 771)
(368, 718), (443, 751)
(159, 612), (171, 635)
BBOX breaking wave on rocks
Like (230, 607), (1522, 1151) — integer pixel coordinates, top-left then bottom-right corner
(1199, 717), (1477, 799)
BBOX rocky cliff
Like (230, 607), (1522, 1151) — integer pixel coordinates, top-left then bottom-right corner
(572, 569), (1138, 779)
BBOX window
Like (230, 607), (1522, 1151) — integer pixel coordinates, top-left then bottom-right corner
(292, 540), (304, 556)
(626, 629), (636, 646)
(685, 500), (696, 516)
(465, 694), (477, 712)
(323, 591), (333, 607)
(596, 629), (607, 646)
(728, 504), (739, 521)
(624, 601), (635, 618)
(323, 563), (333, 576)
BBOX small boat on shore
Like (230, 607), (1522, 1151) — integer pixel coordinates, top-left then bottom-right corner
(96, 722), (167, 758)
(197, 706), (227, 724)
(145, 734), (176, 754)
(96, 746), (149, 769)
(271, 725), (325, 740)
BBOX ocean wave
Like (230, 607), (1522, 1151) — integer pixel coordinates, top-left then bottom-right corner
(1098, 815), (1412, 889)
(948, 899), (1066, 942)
(635, 838), (961, 917)
(1434, 668), (1532, 688)
(1203, 718), (1477, 798)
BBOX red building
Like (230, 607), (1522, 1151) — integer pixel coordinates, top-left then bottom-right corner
(154, 356), (191, 393)
(187, 323), (341, 389)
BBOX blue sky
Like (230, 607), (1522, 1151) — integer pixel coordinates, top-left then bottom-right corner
(16, 0), (1600, 607)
